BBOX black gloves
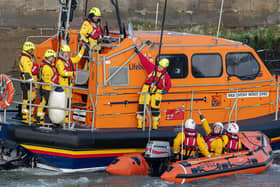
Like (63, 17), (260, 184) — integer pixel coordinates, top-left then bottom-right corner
(135, 47), (140, 54)
(145, 40), (152, 45)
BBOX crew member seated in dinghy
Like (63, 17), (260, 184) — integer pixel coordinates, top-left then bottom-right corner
(223, 122), (242, 153)
(198, 109), (224, 156)
(135, 45), (172, 130)
(56, 44), (85, 123)
(173, 119), (210, 159)
(36, 49), (59, 124)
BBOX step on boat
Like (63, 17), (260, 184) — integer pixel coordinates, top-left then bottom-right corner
(0, 0), (279, 171)
(161, 131), (273, 184)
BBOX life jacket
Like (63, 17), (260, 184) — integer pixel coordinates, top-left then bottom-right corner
(84, 18), (103, 39)
(183, 129), (198, 153)
(19, 52), (39, 75)
(40, 60), (59, 83)
(204, 133), (223, 151)
(145, 70), (167, 92)
(57, 56), (74, 78)
(224, 133), (239, 153)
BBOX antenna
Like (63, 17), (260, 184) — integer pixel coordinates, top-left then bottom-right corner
(216, 0), (225, 44)
(157, 0), (168, 65)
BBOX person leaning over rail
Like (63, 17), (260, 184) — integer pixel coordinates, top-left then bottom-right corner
(135, 43), (172, 130)
(56, 44), (86, 124)
(79, 7), (103, 69)
(197, 109), (224, 156)
(222, 122), (243, 153)
(35, 49), (59, 125)
(173, 119), (210, 160)
(18, 41), (40, 124)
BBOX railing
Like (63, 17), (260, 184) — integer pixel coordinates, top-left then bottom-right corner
(2, 76), (280, 132)
(8, 78), (95, 131)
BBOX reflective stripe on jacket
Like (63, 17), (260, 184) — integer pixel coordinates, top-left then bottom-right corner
(223, 133), (242, 153)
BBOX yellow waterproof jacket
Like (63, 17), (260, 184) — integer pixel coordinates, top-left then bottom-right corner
(40, 60), (56, 91)
(222, 134), (242, 153)
(56, 48), (85, 87)
(200, 115), (224, 156)
(79, 20), (100, 49)
(173, 131), (210, 157)
(19, 51), (38, 83)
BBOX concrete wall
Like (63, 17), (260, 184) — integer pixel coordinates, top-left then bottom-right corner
(0, 0), (280, 29)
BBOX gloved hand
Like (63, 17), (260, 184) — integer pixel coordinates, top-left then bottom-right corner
(134, 47), (140, 54)
(145, 40), (152, 45)
(162, 90), (167, 94)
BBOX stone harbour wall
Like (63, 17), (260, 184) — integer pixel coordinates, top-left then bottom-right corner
(0, 0), (280, 29)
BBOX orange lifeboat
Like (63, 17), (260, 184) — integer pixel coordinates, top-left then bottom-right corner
(161, 131), (273, 184)
(106, 153), (150, 175)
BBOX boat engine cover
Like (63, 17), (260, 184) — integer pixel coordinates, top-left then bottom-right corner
(144, 141), (171, 159)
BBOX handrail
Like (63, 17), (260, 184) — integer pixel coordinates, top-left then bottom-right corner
(9, 78), (95, 130)
(160, 43), (241, 48)
(112, 79), (274, 90)
(104, 43), (147, 86)
(228, 89), (238, 123)
(26, 35), (55, 42)
(5, 74), (280, 130)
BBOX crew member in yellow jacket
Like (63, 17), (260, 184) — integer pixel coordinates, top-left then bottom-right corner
(223, 122), (243, 153)
(56, 44), (85, 123)
(36, 49), (59, 124)
(79, 7), (102, 69)
(173, 119), (210, 159)
(18, 41), (40, 124)
(198, 109), (224, 156)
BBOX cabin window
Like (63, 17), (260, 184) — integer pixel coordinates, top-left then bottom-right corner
(226, 52), (260, 80)
(191, 53), (223, 78)
(156, 54), (188, 79)
(108, 66), (129, 86)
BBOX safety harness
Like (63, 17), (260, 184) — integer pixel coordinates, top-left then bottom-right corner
(40, 60), (59, 83)
(83, 18), (103, 40)
(57, 56), (74, 85)
(19, 53), (39, 78)
(224, 133), (239, 153)
(204, 133), (223, 152)
(183, 129), (198, 159)
(146, 70), (167, 93)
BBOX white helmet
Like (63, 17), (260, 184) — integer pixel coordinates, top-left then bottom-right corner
(226, 122), (239, 134)
(213, 122), (224, 132)
(185, 119), (196, 129)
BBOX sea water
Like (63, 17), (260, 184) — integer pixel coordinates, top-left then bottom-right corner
(0, 153), (279, 187)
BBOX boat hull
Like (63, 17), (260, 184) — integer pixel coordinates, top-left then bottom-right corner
(0, 112), (278, 171)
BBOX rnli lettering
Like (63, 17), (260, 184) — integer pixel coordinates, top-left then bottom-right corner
(129, 63), (144, 70)
(199, 162), (217, 169)
(227, 91), (269, 99)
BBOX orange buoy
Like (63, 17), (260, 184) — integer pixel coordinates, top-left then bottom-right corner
(0, 74), (14, 109)
(106, 153), (150, 175)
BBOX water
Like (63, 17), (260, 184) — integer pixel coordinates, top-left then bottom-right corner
(0, 153), (279, 187)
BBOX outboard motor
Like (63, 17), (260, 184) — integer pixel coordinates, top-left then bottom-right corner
(144, 141), (171, 177)
(48, 87), (67, 124)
